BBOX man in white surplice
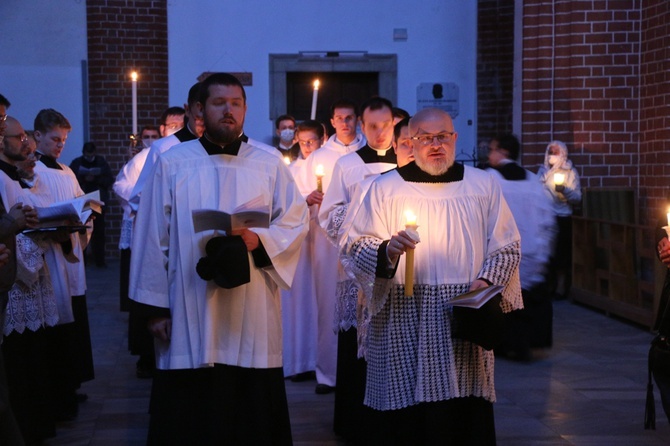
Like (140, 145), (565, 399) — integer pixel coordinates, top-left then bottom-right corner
(343, 108), (522, 445)
(130, 73), (308, 445)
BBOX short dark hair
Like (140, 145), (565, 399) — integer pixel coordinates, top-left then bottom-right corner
(34, 108), (72, 133)
(275, 114), (296, 129)
(187, 83), (201, 107)
(393, 117), (411, 141)
(360, 97), (393, 122)
(0, 94), (10, 108)
(296, 119), (324, 140)
(496, 133), (521, 161)
(161, 106), (185, 126)
(198, 73), (246, 105)
(330, 99), (359, 118)
(392, 107), (410, 121)
(82, 142), (96, 154)
(141, 125), (160, 135)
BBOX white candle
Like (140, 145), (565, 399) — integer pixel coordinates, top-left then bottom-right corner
(310, 80), (320, 120)
(404, 210), (417, 297)
(283, 156), (291, 166)
(666, 207), (670, 227)
(315, 164), (325, 193)
(131, 71), (138, 136)
(553, 172), (565, 186)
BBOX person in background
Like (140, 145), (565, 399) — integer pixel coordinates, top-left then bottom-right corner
(281, 119), (325, 383)
(537, 140), (581, 300)
(487, 133), (556, 361)
(159, 106), (185, 137)
(275, 114), (298, 159)
(69, 142), (114, 268)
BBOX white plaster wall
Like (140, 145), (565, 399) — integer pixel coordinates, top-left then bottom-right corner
(167, 0), (478, 154)
(0, 0), (88, 166)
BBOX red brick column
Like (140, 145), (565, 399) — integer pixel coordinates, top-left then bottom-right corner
(86, 1), (168, 256)
(639, 2), (670, 223)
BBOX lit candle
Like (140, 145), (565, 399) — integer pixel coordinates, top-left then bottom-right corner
(283, 156), (291, 166)
(310, 79), (320, 120)
(131, 71), (138, 136)
(404, 210), (418, 297)
(553, 172), (565, 186)
(666, 207), (670, 228)
(315, 164), (325, 193)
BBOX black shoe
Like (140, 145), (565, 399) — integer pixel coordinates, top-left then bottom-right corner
(291, 371), (316, 382)
(315, 384), (335, 394)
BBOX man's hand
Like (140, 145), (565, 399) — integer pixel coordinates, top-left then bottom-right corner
(0, 244), (10, 267)
(469, 278), (490, 292)
(148, 317), (172, 341)
(306, 190), (323, 206)
(386, 230), (418, 264)
(231, 228), (260, 252)
(21, 205), (38, 228)
(8, 203), (28, 229)
(658, 237), (670, 267)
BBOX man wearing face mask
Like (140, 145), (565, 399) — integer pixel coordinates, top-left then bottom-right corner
(275, 114), (298, 160)
(69, 142), (114, 268)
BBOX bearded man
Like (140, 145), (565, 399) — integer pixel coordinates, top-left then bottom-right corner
(343, 108), (522, 445)
(130, 73), (308, 445)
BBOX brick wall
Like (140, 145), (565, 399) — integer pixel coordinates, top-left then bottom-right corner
(86, 0), (169, 257)
(477, 0), (516, 144)
(639, 2), (670, 224)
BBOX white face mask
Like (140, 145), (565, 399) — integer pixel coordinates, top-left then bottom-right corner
(280, 129), (295, 142)
(548, 154), (561, 166)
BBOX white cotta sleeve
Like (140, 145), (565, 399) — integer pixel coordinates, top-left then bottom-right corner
(252, 161), (309, 290)
(128, 156), (171, 308)
(318, 160), (349, 244)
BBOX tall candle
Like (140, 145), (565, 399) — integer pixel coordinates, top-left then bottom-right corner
(131, 71), (138, 136)
(315, 164), (325, 193)
(404, 210), (418, 297)
(666, 207), (670, 227)
(310, 80), (320, 120)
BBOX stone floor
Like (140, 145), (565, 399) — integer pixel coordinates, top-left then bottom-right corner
(42, 259), (670, 445)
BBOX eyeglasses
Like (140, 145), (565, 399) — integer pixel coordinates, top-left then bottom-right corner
(0, 115), (7, 122)
(5, 133), (28, 143)
(298, 138), (319, 147)
(411, 132), (456, 146)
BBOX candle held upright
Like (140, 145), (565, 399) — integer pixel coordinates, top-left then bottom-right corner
(404, 210), (418, 297)
(131, 71), (138, 136)
(310, 79), (320, 120)
(315, 164), (325, 193)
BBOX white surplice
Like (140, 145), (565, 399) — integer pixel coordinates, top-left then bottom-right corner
(113, 147), (150, 249)
(30, 162), (90, 323)
(280, 156), (318, 376)
(344, 164), (522, 411)
(130, 139), (309, 370)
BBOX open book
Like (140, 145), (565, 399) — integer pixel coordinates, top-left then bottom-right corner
(32, 190), (104, 229)
(448, 285), (503, 309)
(78, 166), (101, 176)
(192, 195), (270, 234)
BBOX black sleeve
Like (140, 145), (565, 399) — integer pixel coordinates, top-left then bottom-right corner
(251, 238), (273, 268)
(376, 240), (399, 279)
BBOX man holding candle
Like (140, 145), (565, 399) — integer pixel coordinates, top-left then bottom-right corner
(537, 140), (581, 300)
(343, 108), (522, 444)
(130, 72), (308, 445)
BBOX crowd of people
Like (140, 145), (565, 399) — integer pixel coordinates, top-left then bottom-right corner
(0, 72), (587, 444)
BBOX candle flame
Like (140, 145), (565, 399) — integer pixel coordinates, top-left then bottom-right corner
(315, 164), (325, 177)
(405, 210), (417, 226)
(283, 156), (291, 165)
(313, 79), (320, 90)
(553, 172), (565, 186)
(131, 71), (138, 82)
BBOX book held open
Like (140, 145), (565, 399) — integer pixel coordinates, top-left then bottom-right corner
(30, 190), (104, 230)
(448, 285), (504, 309)
(192, 195), (270, 234)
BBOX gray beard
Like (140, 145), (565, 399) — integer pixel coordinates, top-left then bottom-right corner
(415, 155), (453, 176)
